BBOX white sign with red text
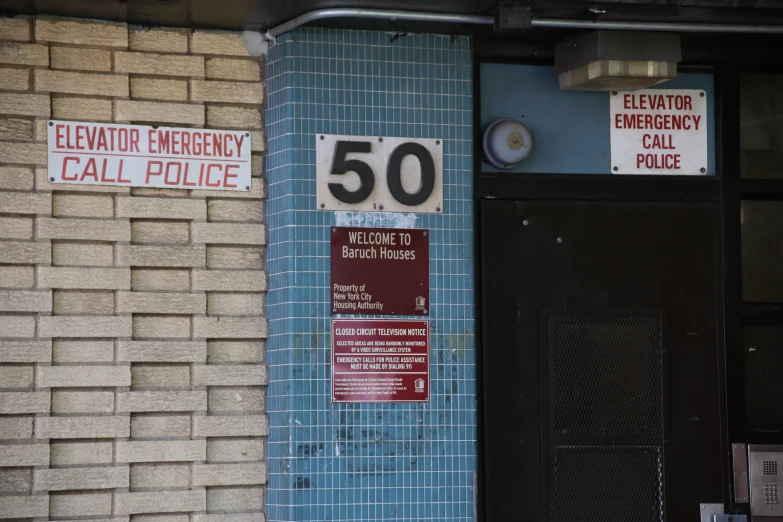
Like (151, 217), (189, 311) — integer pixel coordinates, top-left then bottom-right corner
(48, 121), (251, 191)
(610, 89), (708, 175)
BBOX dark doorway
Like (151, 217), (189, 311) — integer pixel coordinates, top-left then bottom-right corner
(481, 200), (724, 522)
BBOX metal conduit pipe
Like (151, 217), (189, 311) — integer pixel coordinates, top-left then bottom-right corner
(263, 6), (783, 43)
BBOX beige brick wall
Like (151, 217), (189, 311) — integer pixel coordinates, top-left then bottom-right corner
(0, 15), (267, 522)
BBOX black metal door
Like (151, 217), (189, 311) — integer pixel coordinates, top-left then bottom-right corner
(481, 200), (724, 522)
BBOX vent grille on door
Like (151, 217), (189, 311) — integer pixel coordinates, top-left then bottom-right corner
(545, 312), (665, 522)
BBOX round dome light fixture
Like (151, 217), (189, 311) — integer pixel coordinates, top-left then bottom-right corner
(482, 118), (533, 169)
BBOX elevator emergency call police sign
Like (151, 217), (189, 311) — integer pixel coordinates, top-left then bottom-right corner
(47, 121), (252, 191)
(610, 89), (708, 175)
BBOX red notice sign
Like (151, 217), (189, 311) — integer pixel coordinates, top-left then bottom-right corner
(331, 227), (429, 316)
(332, 319), (429, 403)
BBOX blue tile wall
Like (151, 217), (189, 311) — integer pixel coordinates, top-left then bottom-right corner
(265, 28), (476, 521)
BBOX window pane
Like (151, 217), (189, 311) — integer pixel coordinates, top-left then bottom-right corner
(744, 326), (783, 428)
(741, 74), (783, 179)
(742, 201), (783, 301)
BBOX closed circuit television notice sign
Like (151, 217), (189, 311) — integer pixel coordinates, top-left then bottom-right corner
(332, 319), (430, 403)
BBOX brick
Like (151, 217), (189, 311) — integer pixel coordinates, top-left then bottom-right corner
(191, 80), (263, 104)
(118, 245), (205, 267)
(132, 315), (191, 338)
(39, 267), (130, 289)
(192, 31), (250, 56)
(0, 93), (50, 117)
(132, 221), (189, 244)
(116, 52), (204, 77)
(131, 187), (187, 198)
(131, 268), (189, 291)
(207, 487), (263, 512)
(0, 167), (34, 190)
(0, 42), (48, 66)
(36, 18), (128, 47)
(0, 340), (51, 362)
(194, 317), (266, 339)
(0, 117), (33, 141)
(0, 391), (48, 413)
(50, 442), (113, 465)
(35, 118), (47, 141)
(0, 469), (32, 493)
(0, 316), (35, 337)
(130, 78), (187, 101)
(251, 154), (263, 177)
(117, 197), (206, 219)
(0, 241), (49, 264)
(0, 444), (49, 467)
(129, 28), (188, 53)
(0, 17), (32, 42)
(207, 199), (264, 223)
(51, 46), (111, 71)
(0, 290), (51, 312)
(196, 181), (265, 199)
(195, 365), (266, 386)
(115, 100), (204, 125)
(36, 70), (129, 97)
(39, 316), (132, 338)
(194, 415), (267, 437)
(208, 341), (263, 363)
(207, 439), (263, 463)
(0, 192), (50, 214)
(52, 96), (113, 121)
(205, 57), (261, 81)
(117, 440), (206, 462)
(134, 516), (186, 522)
(37, 168), (130, 193)
(49, 516), (130, 522)
(196, 514), (265, 522)
(0, 140), (47, 163)
(0, 417), (32, 438)
(193, 463), (264, 486)
(118, 390), (205, 412)
(116, 490), (206, 515)
(38, 366), (131, 387)
(208, 293), (263, 315)
(206, 106), (261, 129)
(130, 414), (190, 438)
(118, 340), (206, 362)
(52, 194), (113, 217)
(53, 290), (114, 315)
(0, 266), (34, 291)
(193, 270), (265, 291)
(130, 463), (189, 488)
(207, 247), (263, 269)
(0, 495), (48, 518)
(132, 366), (190, 389)
(39, 217), (130, 241)
(209, 388), (264, 413)
(52, 243), (113, 267)
(0, 365), (33, 388)
(249, 130), (265, 152)
(53, 340), (113, 363)
(35, 466), (129, 491)
(0, 267), (33, 289)
(49, 492), (111, 517)
(207, 199), (262, 222)
(0, 217), (33, 239)
(37, 416), (130, 438)
(52, 390), (113, 413)
(118, 292), (205, 314)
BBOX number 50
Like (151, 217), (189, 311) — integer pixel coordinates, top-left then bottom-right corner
(316, 135), (443, 214)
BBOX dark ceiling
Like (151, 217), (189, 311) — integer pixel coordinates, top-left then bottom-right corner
(3, 0), (783, 33)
